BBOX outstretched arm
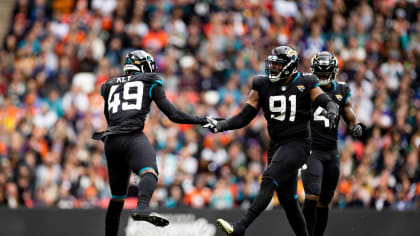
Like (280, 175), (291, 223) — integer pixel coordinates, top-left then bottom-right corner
(342, 98), (363, 137)
(310, 86), (339, 128)
(152, 86), (206, 125)
(205, 90), (260, 132)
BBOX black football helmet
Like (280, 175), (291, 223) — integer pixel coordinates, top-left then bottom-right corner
(265, 46), (299, 82)
(310, 51), (338, 86)
(123, 50), (156, 74)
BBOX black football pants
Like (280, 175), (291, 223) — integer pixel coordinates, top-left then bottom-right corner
(104, 132), (158, 199)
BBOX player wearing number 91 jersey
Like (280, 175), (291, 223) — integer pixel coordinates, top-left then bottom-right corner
(93, 50), (207, 236)
(301, 51), (364, 236)
(206, 46), (339, 236)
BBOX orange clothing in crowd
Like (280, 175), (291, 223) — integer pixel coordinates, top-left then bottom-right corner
(141, 30), (168, 51)
(184, 187), (212, 208)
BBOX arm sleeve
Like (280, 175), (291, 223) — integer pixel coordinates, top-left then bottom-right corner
(217, 104), (259, 131)
(152, 85), (207, 125)
(250, 76), (262, 91)
(315, 93), (338, 115)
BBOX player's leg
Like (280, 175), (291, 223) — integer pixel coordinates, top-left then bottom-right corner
(301, 151), (324, 236)
(277, 173), (308, 236)
(274, 141), (310, 236)
(217, 141), (308, 236)
(217, 141), (282, 236)
(313, 150), (340, 236)
(217, 174), (276, 236)
(127, 132), (168, 227)
(104, 136), (131, 236)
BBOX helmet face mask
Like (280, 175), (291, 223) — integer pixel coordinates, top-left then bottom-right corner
(123, 50), (156, 75)
(311, 51), (338, 86)
(265, 46), (299, 83)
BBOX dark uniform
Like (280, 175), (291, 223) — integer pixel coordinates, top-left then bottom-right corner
(252, 72), (320, 198)
(99, 72), (163, 199)
(302, 80), (351, 203)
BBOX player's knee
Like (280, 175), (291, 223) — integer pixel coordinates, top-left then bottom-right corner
(318, 191), (334, 206)
(305, 194), (319, 201)
(277, 193), (296, 202)
(304, 182), (321, 197)
(262, 165), (282, 187)
(261, 175), (279, 190)
(317, 201), (329, 208)
(278, 193), (299, 211)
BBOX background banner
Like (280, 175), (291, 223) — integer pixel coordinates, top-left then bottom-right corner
(1, 208), (419, 236)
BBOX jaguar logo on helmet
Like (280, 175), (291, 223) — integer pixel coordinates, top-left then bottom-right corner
(266, 46), (299, 83)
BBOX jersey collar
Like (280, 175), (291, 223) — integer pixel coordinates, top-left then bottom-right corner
(279, 72), (301, 91)
(292, 72), (301, 84)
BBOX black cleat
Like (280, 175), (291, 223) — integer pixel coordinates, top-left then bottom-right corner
(131, 207), (169, 227)
(216, 219), (245, 236)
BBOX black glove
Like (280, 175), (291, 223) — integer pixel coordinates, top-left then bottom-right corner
(350, 123), (363, 137)
(325, 102), (338, 130)
(202, 116), (224, 133)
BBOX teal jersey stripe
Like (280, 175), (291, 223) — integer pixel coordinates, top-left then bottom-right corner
(292, 72), (301, 83)
(149, 80), (164, 98)
(345, 91), (351, 104)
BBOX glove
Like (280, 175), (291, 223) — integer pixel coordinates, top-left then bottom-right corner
(325, 102), (339, 130)
(202, 116), (223, 133)
(350, 123), (363, 137)
(326, 110), (338, 130)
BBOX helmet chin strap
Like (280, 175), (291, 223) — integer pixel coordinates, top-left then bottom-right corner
(268, 73), (282, 82)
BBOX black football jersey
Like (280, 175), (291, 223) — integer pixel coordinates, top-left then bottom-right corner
(311, 81), (351, 150)
(100, 73), (163, 137)
(252, 72), (320, 143)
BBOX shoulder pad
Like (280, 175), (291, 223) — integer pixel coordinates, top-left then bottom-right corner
(301, 73), (317, 80)
(299, 73), (319, 83)
(132, 73), (163, 84)
(251, 75), (267, 90)
(336, 81), (350, 90)
(335, 81), (351, 103)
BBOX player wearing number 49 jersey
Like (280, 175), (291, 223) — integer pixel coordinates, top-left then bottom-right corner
(301, 51), (364, 236)
(204, 46), (339, 236)
(92, 50), (207, 236)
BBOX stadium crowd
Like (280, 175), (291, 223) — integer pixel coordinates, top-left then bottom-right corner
(0, 0), (419, 211)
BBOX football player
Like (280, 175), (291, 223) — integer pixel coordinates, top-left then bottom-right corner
(204, 46), (339, 236)
(301, 51), (363, 236)
(93, 50), (207, 236)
